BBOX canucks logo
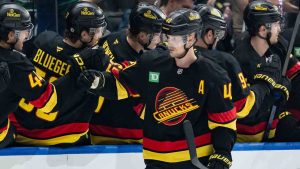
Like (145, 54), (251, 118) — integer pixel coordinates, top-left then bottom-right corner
(189, 12), (200, 21)
(254, 4), (268, 11)
(144, 10), (157, 20)
(7, 9), (20, 17)
(210, 8), (221, 17)
(153, 87), (200, 126)
(81, 7), (95, 16)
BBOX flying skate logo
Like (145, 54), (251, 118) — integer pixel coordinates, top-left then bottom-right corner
(153, 87), (199, 126)
(144, 10), (157, 20)
(7, 9), (20, 17)
(188, 11), (200, 21)
(81, 7), (95, 16)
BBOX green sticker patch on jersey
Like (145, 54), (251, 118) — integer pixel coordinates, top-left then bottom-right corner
(149, 72), (160, 83)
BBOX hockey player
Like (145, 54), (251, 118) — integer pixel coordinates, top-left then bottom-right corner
(88, 8), (236, 169)
(193, 4), (252, 120)
(0, 61), (9, 92)
(0, 2), (94, 148)
(278, 29), (300, 120)
(90, 2), (165, 145)
(233, 0), (300, 142)
(10, 1), (109, 146)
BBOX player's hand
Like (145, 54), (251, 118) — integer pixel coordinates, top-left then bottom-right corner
(273, 77), (291, 107)
(207, 153), (231, 169)
(77, 70), (105, 90)
(0, 61), (10, 92)
(77, 69), (96, 90)
(253, 54), (281, 91)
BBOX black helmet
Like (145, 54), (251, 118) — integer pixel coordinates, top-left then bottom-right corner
(0, 3), (33, 31)
(244, 0), (281, 33)
(194, 4), (226, 39)
(65, 1), (106, 34)
(162, 8), (201, 36)
(129, 2), (166, 34)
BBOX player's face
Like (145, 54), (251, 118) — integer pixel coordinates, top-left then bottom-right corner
(164, 34), (187, 58)
(87, 27), (105, 46)
(269, 21), (281, 44)
(14, 29), (32, 51)
(147, 33), (161, 49)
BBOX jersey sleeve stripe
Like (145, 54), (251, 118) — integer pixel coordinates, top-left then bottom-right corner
(236, 91), (256, 119)
(208, 107), (236, 123)
(29, 83), (57, 113)
(208, 119), (236, 130)
(0, 120), (10, 142)
(234, 97), (247, 112)
(286, 61), (300, 79)
(89, 124), (143, 139)
(237, 119), (278, 135)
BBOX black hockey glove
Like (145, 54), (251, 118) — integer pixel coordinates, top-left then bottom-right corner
(253, 54), (281, 92)
(207, 153), (232, 169)
(0, 61), (10, 92)
(77, 69), (96, 90)
(77, 69), (105, 90)
(272, 77), (291, 107)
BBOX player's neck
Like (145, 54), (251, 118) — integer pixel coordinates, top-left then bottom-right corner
(0, 41), (10, 49)
(250, 36), (269, 57)
(195, 39), (208, 49)
(63, 38), (82, 48)
(175, 47), (197, 68)
(126, 36), (144, 53)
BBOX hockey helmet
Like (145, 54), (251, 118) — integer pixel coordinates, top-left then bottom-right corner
(162, 8), (201, 36)
(65, 1), (106, 35)
(244, 0), (281, 33)
(194, 4), (226, 40)
(129, 2), (166, 34)
(0, 3), (33, 30)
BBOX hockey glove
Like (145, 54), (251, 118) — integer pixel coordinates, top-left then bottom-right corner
(207, 153), (232, 169)
(0, 62), (10, 92)
(273, 77), (291, 107)
(77, 69), (96, 90)
(77, 69), (105, 91)
(253, 54), (281, 91)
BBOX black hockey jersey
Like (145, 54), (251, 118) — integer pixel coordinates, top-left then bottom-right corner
(195, 47), (255, 120)
(233, 37), (282, 142)
(0, 46), (78, 147)
(0, 62), (9, 92)
(90, 30), (144, 144)
(11, 31), (109, 146)
(92, 46), (236, 167)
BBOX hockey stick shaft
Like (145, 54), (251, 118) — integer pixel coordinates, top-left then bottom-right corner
(183, 120), (208, 169)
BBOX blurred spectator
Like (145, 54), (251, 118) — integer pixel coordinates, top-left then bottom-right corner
(35, 0), (78, 35)
(159, 0), (194, 16)
(102, 0), (137, 32)
(284, 0), (299, 28)
(226, 0), (248, 40)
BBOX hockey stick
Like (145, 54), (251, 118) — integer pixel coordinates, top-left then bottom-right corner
(183, 120), (208, 169)
(262, 5), (300, 141)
